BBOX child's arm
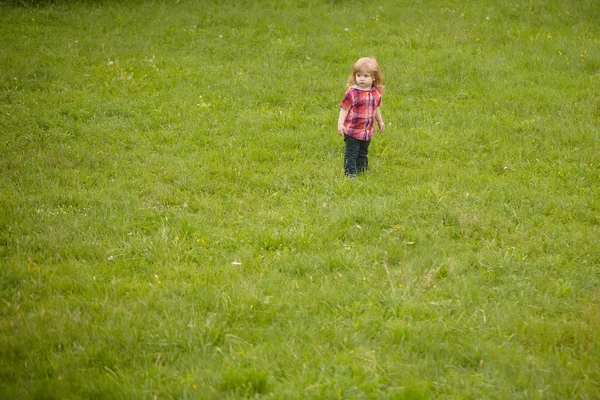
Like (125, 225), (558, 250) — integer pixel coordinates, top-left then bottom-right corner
(337, 108), (349, 136)
(375, 107), (385, 132)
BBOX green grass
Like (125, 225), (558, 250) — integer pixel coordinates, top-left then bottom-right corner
(1, 0), (599, 398)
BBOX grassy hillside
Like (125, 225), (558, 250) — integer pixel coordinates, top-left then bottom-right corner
(1, 0), (599, 398)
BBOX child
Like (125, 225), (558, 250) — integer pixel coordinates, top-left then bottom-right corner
(337, 57), (385, 178)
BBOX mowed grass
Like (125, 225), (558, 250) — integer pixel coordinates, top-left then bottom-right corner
(1, 0), (599, 398)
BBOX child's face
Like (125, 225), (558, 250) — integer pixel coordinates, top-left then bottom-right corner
(355, 70), (374, 89)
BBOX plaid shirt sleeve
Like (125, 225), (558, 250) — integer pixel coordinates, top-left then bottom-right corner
(340, 89), (354, 110)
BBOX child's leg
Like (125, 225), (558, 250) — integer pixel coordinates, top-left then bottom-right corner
(344, 136), (360, 176)
(356, 139), (371, 174)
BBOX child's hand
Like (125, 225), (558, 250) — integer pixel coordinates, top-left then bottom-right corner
(337, 125), (346, 136)
(377, 120), (385, 133)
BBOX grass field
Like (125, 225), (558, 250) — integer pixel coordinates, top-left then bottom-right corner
(1, 0), (599, 398)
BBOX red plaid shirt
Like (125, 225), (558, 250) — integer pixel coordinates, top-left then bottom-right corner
(340, 86), (382, 141)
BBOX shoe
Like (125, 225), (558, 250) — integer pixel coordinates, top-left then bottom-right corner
(348, 174), (357, 179)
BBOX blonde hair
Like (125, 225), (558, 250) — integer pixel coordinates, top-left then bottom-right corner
(346, 57), (384, 94)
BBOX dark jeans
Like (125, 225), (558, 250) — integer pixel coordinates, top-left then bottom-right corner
(344, 135), (371, 175)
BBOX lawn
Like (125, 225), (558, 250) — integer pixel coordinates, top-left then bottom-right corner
(1, 0), (599, 398)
